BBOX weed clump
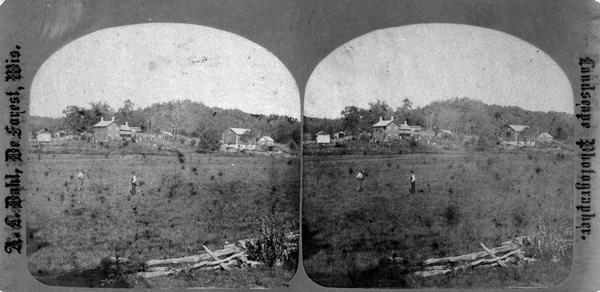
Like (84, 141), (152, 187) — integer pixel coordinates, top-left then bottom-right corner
(443, 205), (460, 225)
(527, 210), (572, 261)
(246, 208), (296, 268)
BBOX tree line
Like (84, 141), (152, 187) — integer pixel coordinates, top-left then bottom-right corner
(29, 99), (301, 145)
(304, 97), (574, 142)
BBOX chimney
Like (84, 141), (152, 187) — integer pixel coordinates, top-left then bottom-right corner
(101, 117), (104, 122)
(391, 116), (394, 121)
(379, 117), (383, 122)
(125, 122), (128, 126)
(111, 117), (115, 122)
(404, 120), (408, 125)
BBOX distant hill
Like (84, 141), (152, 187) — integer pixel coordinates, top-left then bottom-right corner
(29, 100), (301, 144)
(304, 97), (574, 141)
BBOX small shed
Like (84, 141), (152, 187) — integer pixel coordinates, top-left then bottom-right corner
(537, 132), (553, 143)
(315, 131), (331, 145)
(258, 136), (275, 146)
(36, 129), (52, 143)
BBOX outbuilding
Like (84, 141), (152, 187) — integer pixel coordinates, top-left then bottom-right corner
(92, 117), (120, 141)
(222, 128), (252, 146)
(537, 132), (553, 143)
(315, 131), (331, 145)
(36, 129), (52, 144)
(258, 135), (275, 146)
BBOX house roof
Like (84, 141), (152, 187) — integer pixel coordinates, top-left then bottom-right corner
(372, 119), (395, 127)
(36, 128), (50, 134)
(259, 136), (275, 142)
(130, 127), (142, 132)
(160, 131), (173, 136)
(538, 132), (553, 138)
(228, 128), (251, 135)
(508, 125), (529, 132)
(315, 131), (329, 136)
(92, 118), (116, 128)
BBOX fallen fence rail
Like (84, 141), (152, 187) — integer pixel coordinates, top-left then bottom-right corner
(100, 231), (299, 278)
(412, 235), (535, 277)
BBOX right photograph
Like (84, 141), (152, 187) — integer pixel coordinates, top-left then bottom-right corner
(302, 24), (574, 288)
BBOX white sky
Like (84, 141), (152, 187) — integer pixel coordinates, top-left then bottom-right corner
(30, 23), (300, 119)
(305, 24), (574, 119)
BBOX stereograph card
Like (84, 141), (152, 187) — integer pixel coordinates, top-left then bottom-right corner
(0, 0), (599, 291)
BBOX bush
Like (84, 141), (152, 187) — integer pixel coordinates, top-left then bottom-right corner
(443, 204), (460, 225)
(246, 208), (294, 268)
(528, 211), (572, 260)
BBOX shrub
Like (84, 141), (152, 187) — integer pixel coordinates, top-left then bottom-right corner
(246, 208), (294, 267)
(528, 211), (572, 260)
(443, 204), (460, 225)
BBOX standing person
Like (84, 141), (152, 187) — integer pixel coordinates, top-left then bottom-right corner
(77, 170), (85, 191)
(409, 170), (416, 194)
(130, 171), (137, 195)
(356, 169), (366, 191)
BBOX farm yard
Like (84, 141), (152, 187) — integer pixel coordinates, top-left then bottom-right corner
(26, 152), (299, 288)
(303, 149), (573, 288)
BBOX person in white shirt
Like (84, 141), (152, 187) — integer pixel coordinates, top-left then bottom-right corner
(410, 170), (416, 194)
(356, 169), (367, 191)
(77, 170), (85, 191)
(131, 172), (137, 195)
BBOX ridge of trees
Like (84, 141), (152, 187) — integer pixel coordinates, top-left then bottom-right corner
(29, 99), (301, 144)
(304, 97), (573, 141)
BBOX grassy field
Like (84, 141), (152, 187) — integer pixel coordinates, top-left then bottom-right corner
(26, 152), (299, 288)
(303, 150), (573, 288)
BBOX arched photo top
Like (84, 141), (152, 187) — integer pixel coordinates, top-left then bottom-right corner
(304, 23), (573, 119)
(30, 22), (300, 119)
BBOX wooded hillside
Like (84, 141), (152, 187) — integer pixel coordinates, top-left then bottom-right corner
(28, 100), (301, 144)
(304, 97), (573, 142)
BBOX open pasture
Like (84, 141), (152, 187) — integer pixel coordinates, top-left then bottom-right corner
(26, 153), (299, 288)
(303, 150), (573, 288)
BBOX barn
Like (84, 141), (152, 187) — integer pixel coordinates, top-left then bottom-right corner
(222, 128), (252, 146)
(92, 117), (120, 141)
(505, 124), (530, 143)
(36, 129), (52, 144)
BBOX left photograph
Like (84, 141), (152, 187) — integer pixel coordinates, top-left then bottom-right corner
(26, 23), (300, 288)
